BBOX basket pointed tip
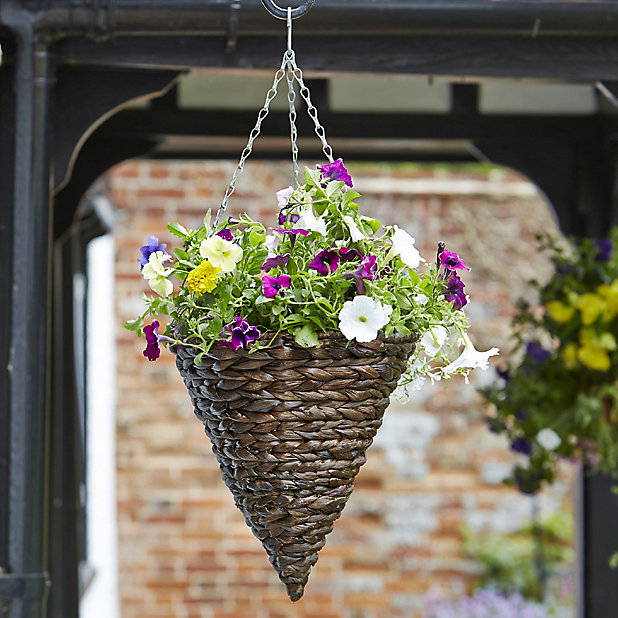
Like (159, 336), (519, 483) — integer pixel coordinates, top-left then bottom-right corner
(286, 583), (305, 602)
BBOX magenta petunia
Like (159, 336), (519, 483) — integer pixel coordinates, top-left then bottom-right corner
(308, 250), (340, 275)
(442, 271), (467, 310)
(218, 317), (260, 350)
(260, 253), (291, 272)
(143, 321), (161, 361)
(262, 274), (292, 298)
(344, 254), (377, 294)
(339, 247), (363, 262)
(440, 249), (470, 271)
(138, 236), (167, 271)
(274, 228), (310, 236)
(318, 159), (353, 187)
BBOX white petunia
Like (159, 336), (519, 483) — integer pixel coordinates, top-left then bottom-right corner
(420, 326), (448, 358)
(142, 251), (173, 297)
(276, 186), (294, 206)
(387, 225), (425, 269)
(343, 215), (366, 242)
(264, 234), (280, 256)
(338, 295), (393, 343)
(443, 332), (499, 376)
(296, 207), (327, 235)
(200, 235), (243, 272)
(536, 428), (562, 451)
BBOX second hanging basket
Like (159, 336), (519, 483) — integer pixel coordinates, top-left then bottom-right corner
(174, 330), (417, 600)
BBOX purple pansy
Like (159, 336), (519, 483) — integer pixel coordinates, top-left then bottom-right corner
(510, 437), (533, 456)
(308, 250), (340, 275)
(496, 366), (511, 381)
(262, 274), (292, 298)
(344, 254), (378, 293)
(442, 271), (467, 310)
(138, 236), (167, 271)
(143, 321), (161, 361)
(339, 247), (363, 262)
(440, 249), (470, 271)
(595, 238), (613, 262)
(278, 211), (300, 226)
(317, 159), (353, 187)
(216, 228), (233, 241)
(218, 317), (260, 351)
(526, 341), (551, 363)
(260, 253), (291, 272)
(274, 228), (310, 237)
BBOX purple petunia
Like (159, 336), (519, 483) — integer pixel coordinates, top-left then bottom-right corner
(260, 253), (291, 272)
(513, 467), (544, 495)
(440, 249), (470, 271)
(216, 228), (233, 241)
(218, 317), (260, 351)
(344, 254), (378, 293)
(526, 341), (551, 363)
(262, 274), (292, 298)
(274, 228), (310, 237)
(339, 247), (363, 262)
(511, 436), (533, 456)
(308, 250), (340, 275)
(318, 159), (353, 187)
(278, 211), (300, 226)
(595, 238), (613, 262)
(442, 271), (467, 310)
(138, 236), (167, 271)
(143, 321), (161, 361)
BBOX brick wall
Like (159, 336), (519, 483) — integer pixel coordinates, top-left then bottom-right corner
(109, 160), (574, 618)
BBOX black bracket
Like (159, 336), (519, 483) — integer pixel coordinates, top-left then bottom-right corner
(0, 573), (51, 600)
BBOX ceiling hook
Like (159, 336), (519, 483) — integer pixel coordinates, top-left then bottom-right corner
(261, 0), (316, 20)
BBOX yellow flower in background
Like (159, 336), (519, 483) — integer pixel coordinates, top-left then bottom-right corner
(186, 260), (221, 295)
(597, 280), (618, 320)
(578, 345), (611, 371)
(546, 300), (574, 323)
(562, 342), (578, 368)
(575, 293), (606, 326)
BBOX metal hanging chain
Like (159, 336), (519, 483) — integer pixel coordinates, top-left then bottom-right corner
(215, 1), (333, 225)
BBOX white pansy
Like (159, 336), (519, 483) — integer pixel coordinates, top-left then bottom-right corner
(200, 235), (243, 272)
(338, 295), (393, 343)
(276, 186), (294, 206)
(421, 326), (448, 357)
(343, 215), (366, 242)
(387, 225), (425, 269)
(443, 332), (499, 375)
(142, 251), (173, 297)
(536, 428), (562, 451)
(296, 207), (327, 235)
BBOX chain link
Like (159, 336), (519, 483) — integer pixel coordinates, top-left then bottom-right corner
(215, 14), (334, 224)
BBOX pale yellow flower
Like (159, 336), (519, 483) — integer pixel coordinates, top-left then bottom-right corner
(200, 236), (243, 272)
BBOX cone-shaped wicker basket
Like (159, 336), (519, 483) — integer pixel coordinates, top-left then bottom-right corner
(174, 330), (417, 600)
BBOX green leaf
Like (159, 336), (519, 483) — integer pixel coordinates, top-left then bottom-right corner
(124, 316), (144, 332)
(203, 209), (212, 230)
(249, 230), (266, 247)
(304, 167), (320, 186)
(326, 181), (345, 199)
(313, 199), (329, 216)
(173, 248), (190, 261)
(343, 191), (361, 205)
(395, 323), (411, 335)
(610, 552), (618, 569)
(363, 218), (381, 234)
(168, 221), (188, 238)
(294, 325), (319, 348)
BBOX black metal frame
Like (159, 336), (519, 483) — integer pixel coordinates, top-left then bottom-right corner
(2, 1), (618, 617)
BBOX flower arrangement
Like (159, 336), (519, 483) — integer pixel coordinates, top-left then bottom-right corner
(482, 231), (618, 494)
(125, 160), (498, 389)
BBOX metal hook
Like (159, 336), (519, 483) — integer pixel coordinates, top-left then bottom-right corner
(261, 0), (316, 20)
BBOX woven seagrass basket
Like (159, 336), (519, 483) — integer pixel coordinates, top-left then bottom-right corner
(174, 330), (417, 601)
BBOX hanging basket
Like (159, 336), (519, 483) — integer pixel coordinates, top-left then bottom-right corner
(174, 330), (417, 600)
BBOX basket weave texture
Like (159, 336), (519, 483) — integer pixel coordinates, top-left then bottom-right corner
(174, 331), (418, 601)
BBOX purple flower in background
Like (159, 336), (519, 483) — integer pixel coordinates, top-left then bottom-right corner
(218, 317), (260, 351)
(262, 274), (292, 298)
(526, 341), (551, 363)
(595, 238), (613, 262)
(344, 254), (378, 294)
(511, 436), (534, 456)
(309, 250), (340, 275)
(485, 416), (507, 434)
(514, 467), (544, 495)
(260, 253), (291, 272)
(318, 158), (353, 187)
(515, 408), (530, 421)
(216, 228), (233, 241)
(339, 247), (363, 262)
(138, 235), (167, 271)
(440, 249), (470, 271)
(442, 271), (467, 310)
(496, 366), (511, 381)
(143, 321), (161, 361)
